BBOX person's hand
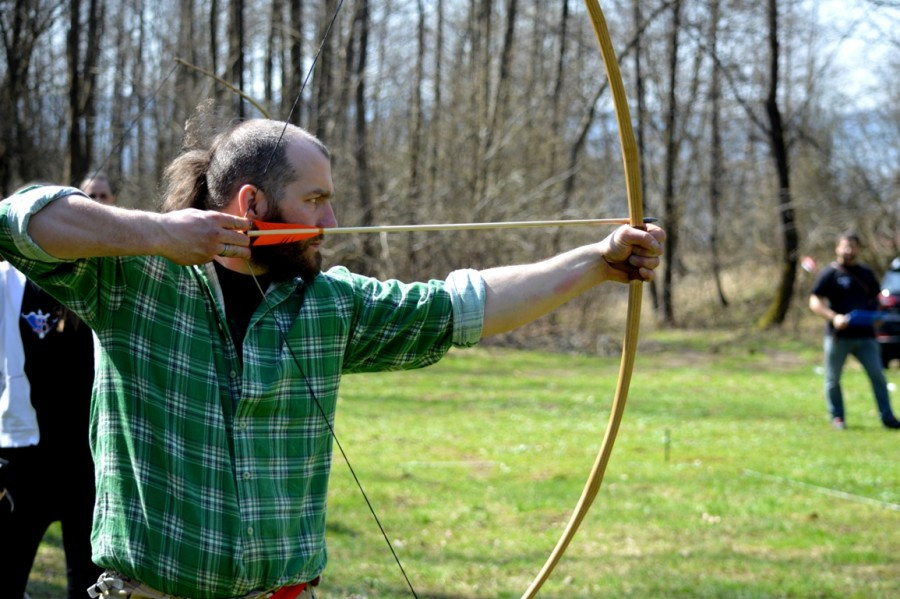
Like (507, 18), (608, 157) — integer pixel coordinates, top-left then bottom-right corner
(155, 210), (252, 265)
(832, 313), (850, 330)
(598, 224), (665, 283)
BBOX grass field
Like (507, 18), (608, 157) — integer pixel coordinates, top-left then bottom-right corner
(27, 329), (899, 598)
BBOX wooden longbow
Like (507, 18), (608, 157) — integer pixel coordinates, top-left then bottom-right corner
(521, 1), (645, 596)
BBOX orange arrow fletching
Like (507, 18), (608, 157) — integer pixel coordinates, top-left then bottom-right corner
(249, 220), (323, 245)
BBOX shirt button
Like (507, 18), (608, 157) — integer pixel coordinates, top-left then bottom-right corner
(230, 371), (238, 379)
(242, 471), (251, 480)
(247, 527), (254, 536)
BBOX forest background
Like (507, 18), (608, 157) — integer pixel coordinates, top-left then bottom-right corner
(1, 0), (898, 347)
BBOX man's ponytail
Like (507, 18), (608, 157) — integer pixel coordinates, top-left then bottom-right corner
(160, 149), (215, 212)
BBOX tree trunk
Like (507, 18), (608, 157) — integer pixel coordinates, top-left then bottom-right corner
(134, 0), (146, 180)
(84, 0), (102, 172)
(108, 3), (128, 183)
(0, 0), (54, 193)
(409, 0), (425, 203)
(312, 0), (339, 140)
(549, 0), (569, 179)
(470, 0), (493, 212)
(210, 0), (218, 82)
(707, 0), (728, 307)
(351, 0), (376, 272)
(227, 0), (245, 117)
(406, 0), (426, 268)
(633, 0), (660, 313)
(65, 0), (84, 184)
(487, 0), (517, 143)
(661, 0), (682, 325)
(265, 0), (283, 107)
(285, 0), (304, 123)
(757, 0), (799, 328)
(65, 0), (103, 185)
(426, 0), (444, 202)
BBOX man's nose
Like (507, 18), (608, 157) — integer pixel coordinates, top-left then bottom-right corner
(317, 205), (338, 229)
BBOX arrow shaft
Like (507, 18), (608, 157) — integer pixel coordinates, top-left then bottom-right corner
(248, 217), (656, 238)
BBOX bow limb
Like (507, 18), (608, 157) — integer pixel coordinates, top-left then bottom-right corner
(521, 2), (644, 597)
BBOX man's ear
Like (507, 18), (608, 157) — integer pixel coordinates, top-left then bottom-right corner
(237, 184), (266, 219)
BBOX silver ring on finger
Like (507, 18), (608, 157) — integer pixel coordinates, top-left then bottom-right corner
(219, 243), (230, 257)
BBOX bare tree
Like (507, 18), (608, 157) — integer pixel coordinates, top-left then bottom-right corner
(409, 0), (425, 205)
(174, 0), (200, 131)
(210, 0), (219, 82)
(65, 0), (103, 185)
(265, 0), (284, 107)
(311, 0), (339, 140)
(0, 0), (61, 193)
(757, 0), (799, 328)
(284, 0), (304, 123)
(350, 0), (376, 273)
(707, 0), (728, 307)
(469, 0), (494, 213)
(426, 0), (445, 204)
(133, 0), (147, 181)
(227, 0), (245, 117)
(660, 0), (682, 325)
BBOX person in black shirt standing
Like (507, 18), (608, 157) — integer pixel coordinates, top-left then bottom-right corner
(809, 231), (900, 430)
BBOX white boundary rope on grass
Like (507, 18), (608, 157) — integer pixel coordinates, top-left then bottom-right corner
(742, 468), (900, 512)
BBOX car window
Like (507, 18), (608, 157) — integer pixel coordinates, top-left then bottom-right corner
(883, 271), (900, 295)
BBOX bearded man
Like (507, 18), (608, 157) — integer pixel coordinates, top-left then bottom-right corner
(0, 119), (664, 599)
(809, 231), (900, 430)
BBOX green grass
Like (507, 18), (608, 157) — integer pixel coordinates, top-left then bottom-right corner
(28, 330), (900, 598)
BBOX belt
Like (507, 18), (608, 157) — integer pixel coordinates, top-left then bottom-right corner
(88, 573), (319, 599)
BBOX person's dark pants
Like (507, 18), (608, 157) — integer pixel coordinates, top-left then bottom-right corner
(823, 335), (896, 424)
(0, 445), (102, 599)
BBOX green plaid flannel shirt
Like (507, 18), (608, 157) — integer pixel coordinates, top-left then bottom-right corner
(0, 186), (484, 598)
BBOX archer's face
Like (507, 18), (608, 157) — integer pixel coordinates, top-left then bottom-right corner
(250, 139), (338, 281)
(274, 139), (337, 231)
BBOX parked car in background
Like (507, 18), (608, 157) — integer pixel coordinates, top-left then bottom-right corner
(877, 257), (900, 368)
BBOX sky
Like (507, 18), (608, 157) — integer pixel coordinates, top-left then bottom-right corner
(814, 0), (898, 103)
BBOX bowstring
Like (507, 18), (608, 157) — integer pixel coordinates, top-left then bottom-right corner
(246, 276), (419, 598)
(248, 1), (420, 595)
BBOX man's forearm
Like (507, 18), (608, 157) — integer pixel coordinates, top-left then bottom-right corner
(809, 294), (837, 322)
(479, 225), (664, 337)
(28, 194), (166, 259)
(481, 245), (606, 336)
(27, 193), (252, 266)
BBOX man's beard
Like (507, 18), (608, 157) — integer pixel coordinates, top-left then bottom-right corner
(250, 205), (324, 282)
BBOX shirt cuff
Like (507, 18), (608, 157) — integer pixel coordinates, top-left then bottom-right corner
(7, 185), (88, 262)
(445, 269), (485, 348)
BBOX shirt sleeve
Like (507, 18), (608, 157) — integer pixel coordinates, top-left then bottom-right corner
(444, 268), (484, 348)
(810, 267), (833, 299)
(3, 185), (89, 262)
